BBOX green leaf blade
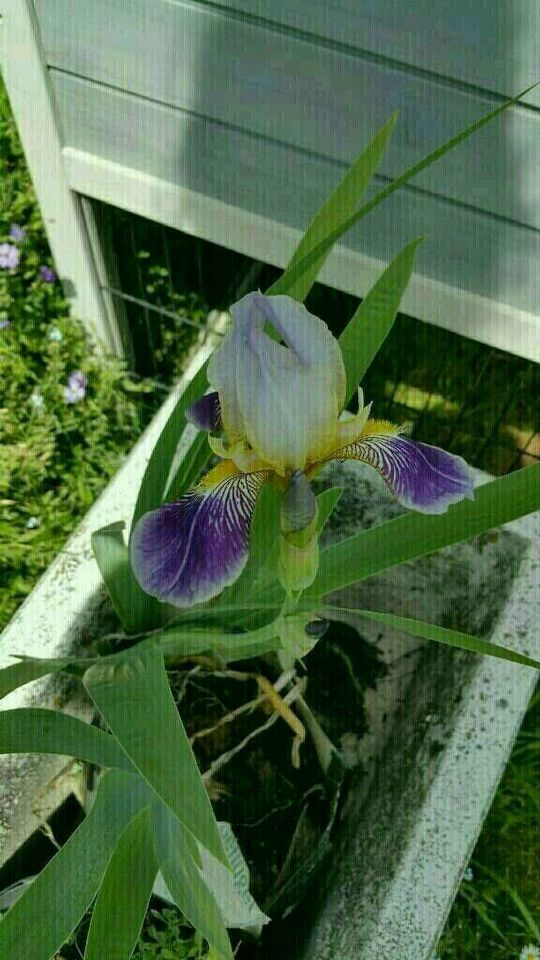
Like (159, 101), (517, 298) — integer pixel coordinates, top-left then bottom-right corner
(329, 607), (540, 670)
(92, 522), (158, 634)
(0, 770), (149, 960)
(165, 431), (211, 502)
(268, 112), (398, 301)
(268, 86), (537, 300)
(0, 657), (73, 702)
(151, 802), (233, 960)
(83, 643), (226, 867)
(311, 463), (540, 598)
(85, 806), (158, 960)
(0, 708), (132, 770)
(339, 237), (425, 402)
(131, 361), (209, 529)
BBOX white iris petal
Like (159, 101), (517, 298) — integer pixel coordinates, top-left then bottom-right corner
(208, 292), (346, 474)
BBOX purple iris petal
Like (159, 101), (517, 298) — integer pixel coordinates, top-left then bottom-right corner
(39, 265), (57, 283)
(9, 224), (27, 242)
(0, 244), (20, 270)
(130, 469), (269, 606)
(0, 319), (11, 330)
(337, 434), (474, 514)
(186, 391), (222, 432)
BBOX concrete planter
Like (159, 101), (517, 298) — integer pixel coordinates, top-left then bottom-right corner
(1, 337), (538, 958)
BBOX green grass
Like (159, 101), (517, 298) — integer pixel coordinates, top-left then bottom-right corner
(438, 687), (540, 959)
(59, 905), (210, 960)
(2, 75), (539, 959)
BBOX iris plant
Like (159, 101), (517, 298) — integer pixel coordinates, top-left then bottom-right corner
(131, 293), (473, 606)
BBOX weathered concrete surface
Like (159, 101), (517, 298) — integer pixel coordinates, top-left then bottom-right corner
(295, 462), (540, 960)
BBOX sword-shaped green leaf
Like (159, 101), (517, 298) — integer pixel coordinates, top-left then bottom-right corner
(83, 643), (226, 867)
(268, 86), (536, 300)
(339, 237), (425, 402)
(0, 707), (132, 770)
(268, 112), (398, 301)
(85, 806), (158, 960)
(0, 770), (150, 960)
(322, 605), (540, 670)
(131, 362), (209, 529)
(92, 522), (159, 633)
(310, 462), (540, 598)
(151, 802), (233, 960)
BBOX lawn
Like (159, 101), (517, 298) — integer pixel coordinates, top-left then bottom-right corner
(1, 78), (539, 959)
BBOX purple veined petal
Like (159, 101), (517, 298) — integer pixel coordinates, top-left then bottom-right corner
(130, 463), (270, 606)
(328, 425), (474, 514)
(185, 391), (222, 432)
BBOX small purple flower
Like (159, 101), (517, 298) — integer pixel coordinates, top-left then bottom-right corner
(64, 370), (88, 404)
(0, 319), (11, 331)
(39, 265), (57, 283)
(9, 224), (27, 242)
(0, 244), (20, 271)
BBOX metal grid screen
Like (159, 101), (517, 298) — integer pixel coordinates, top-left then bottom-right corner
(93, 200), (540, 478)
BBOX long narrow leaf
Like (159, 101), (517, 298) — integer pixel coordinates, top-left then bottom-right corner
(0, 708), (132, 770)
(270, 112), (398, 301)
(85, 806), (158, 960)
(165, 431), (211, 502)
(339, 237), (424, 402)
(317, 486), (344, 532)
(320, 605), (540, 670)
(214, 484), (281, 613)
(151, 802), (233, 960)
(92, 522), (159, 634)
(310, 462), (540, 598)
(83, 643), (226, 866)
(267, 85), (536, 299)
(0, 657), (75, 701)
(131, 362), (209, 529)
(0, 770), (150, 960)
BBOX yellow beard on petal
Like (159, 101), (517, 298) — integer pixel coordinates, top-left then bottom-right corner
(197, 458), (240, 490)
(358, 418), (405, 437)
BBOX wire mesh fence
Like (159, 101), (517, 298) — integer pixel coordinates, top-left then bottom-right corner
(93, 200), (540, 477)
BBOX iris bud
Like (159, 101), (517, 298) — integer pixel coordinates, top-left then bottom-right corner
(278, 471), (320, 592)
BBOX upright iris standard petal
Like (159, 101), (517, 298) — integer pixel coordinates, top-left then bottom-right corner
(208, 292), (346, 474)
(326, 420), (474, 514)
(186, 391), (222, 432)
(130, 461), (270, 606)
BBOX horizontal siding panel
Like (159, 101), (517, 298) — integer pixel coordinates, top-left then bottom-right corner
(204, 0), (540, 107)
(51, 72), (540, 319)
(36, 0), (540, 230)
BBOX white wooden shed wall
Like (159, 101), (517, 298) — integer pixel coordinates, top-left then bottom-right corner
(2, 0), (539, 360)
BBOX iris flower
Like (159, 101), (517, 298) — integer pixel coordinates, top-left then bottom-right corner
(131, 293), (473, 606)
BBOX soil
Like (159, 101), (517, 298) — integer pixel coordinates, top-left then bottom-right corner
(170, 619), (386, 934)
